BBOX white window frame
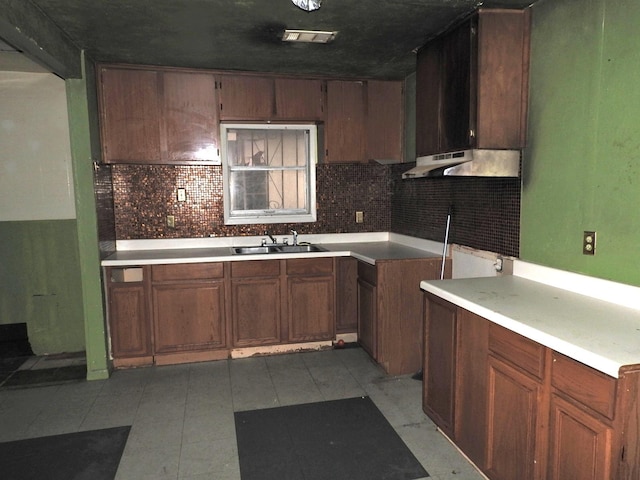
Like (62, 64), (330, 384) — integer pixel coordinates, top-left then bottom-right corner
(221, 123), (317, 225)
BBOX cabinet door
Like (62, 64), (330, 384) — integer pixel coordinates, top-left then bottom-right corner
(547, 394), (613, 480)
(162, 71), (219, 162)
(219, 75), (274, 120)
(325, 80), (366, 162)
(416, 40), (442, 157)
(423, 295), (457, 437)
(485, 355), (541, 480)
(366, 80), (403, 161)
(440, 17), (473, 152)
(275, 78), (324, 120)
(108, 284), (151, 358)
(231, 277), (281, 347)
(357, 278), (377, 359)
(287, 275), (335, 342)
(98, 67), (161, 163)
(152, 281), (226, 353)
(336, 257), (358, 333)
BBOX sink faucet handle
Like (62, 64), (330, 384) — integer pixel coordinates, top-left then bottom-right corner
(264, 230), (277, 244)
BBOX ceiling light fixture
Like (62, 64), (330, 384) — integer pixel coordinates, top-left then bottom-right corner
(291, 0), (322, 12)
(282, 29), (337, 44)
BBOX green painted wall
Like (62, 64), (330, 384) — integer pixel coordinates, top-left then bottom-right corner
(66, 54), (110, 380)
(0, 220), (85, 353)
(522, 0), (640, 286)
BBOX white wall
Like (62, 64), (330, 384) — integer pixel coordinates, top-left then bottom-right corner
(0, 69), (76, 220)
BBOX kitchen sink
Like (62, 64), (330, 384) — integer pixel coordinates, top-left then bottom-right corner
(231, 244), (326, 255)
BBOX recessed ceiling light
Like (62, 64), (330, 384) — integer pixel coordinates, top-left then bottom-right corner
(282, 29), (338, 44)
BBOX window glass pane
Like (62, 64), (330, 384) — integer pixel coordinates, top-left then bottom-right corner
(222, 123), (317, 224)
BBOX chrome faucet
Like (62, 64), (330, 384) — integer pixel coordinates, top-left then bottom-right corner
(291, 230), (298, 246)
(264, 230), (277, 244)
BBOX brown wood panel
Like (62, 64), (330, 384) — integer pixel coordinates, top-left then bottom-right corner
(152, 281), (226, 353)
(231, 259), (280, 278)
(275, 77), (324, 120)
(98, 67), (161, 163)
(325, 80), (366, 163)
(485, 355), (541, 480)
(416, 40), (442, 157)
(286, 257), (333, 275)
(357, 277), (377, 359)
(489, 322), (545, 379)
(287, 275), (335, 342)
(231, 277), (281, 346)
(547, 394), (613, 480)
(455, 309), (489, 467)
(424, 293), (457, 437)
(378, 258), (445, 375)
(357, 260), (377, 286)
(366, 80), (403, 162)
(552, 352), (617, 420)
(476, 8), (529, 148)
(152, 262), (223, 282)
(219, 74), (274, 119)
(108, 283), (152, 358)
(162, 71), (219, 162)
(336, 257), (358, 333)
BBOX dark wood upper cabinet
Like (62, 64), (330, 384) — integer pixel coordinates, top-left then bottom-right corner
(162, 71), (219, 162)
(325, 80), (366, 163)
(218, 75), (275, 120)
(416, 8), (530, 157)
(366, 80), (404, 162)
(98, 66), (219, 164)
(98, 67), (161, 163)
(275, 77), (324, 120)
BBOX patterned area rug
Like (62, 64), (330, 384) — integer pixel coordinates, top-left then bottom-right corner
(235, 396), (429, 480)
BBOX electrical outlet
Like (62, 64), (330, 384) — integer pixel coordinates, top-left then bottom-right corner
(355, 211), (364, 223)
(167, 215), (176, 228)
(583, 230), (596, 255)
(177, 188), (186, 202)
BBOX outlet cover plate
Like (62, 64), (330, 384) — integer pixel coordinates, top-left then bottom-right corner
(583, 230), (596, 255)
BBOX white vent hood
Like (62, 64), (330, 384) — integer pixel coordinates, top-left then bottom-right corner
(402, 149), (520, 179)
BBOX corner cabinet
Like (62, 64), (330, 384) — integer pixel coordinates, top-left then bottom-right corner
(416, 8), (530, 157)
(423, 293), (640, 480)
(359, 258), (448, 376)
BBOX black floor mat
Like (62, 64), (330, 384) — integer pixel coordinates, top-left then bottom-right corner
(1, 364), (86, 389)
(235, 396), (429, 480)
(0, 426), (130, 480)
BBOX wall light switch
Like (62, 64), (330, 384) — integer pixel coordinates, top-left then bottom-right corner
(167, 215), (175, 228)
(177, 188), (186, 202)
(355, 211), (364, 223)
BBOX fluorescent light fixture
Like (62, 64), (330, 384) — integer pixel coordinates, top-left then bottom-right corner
(282, 29), (337, 43)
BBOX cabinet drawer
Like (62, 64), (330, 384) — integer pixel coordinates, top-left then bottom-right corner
(489, 323), (545, 379)
(286, 258), (333, 275)
(231, 260), (280, 278)
(357, 261), (377, 285)
(552, 352), (617, 420)
(152, 263), (223, 282)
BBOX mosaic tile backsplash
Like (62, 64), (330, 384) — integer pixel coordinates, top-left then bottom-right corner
(105, 162), (520, 257)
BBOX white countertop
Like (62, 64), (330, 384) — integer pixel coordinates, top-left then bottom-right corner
(421, 263), (640, 378)
(101, 232), (443, 266)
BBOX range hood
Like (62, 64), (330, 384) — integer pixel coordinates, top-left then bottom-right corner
(402, 149), (520, 179)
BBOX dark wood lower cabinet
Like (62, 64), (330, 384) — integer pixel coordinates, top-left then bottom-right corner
(485, 355), (541, 480)
(423, 293), (640, 480)
(152, 281), (226, 353)
(547, 394), (612, 480)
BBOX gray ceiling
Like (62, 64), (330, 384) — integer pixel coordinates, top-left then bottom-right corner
(26, 0), (538, 79)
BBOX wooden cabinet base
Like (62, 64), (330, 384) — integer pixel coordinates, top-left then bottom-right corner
(154, 349), (229, 366)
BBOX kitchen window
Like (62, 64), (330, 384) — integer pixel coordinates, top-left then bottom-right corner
(221, 123), (317, 225)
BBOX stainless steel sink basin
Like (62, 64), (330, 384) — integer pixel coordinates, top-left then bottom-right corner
(231, 244), (326, 255)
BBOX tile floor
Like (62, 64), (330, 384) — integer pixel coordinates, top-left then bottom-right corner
(0, 347), (486, 480)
